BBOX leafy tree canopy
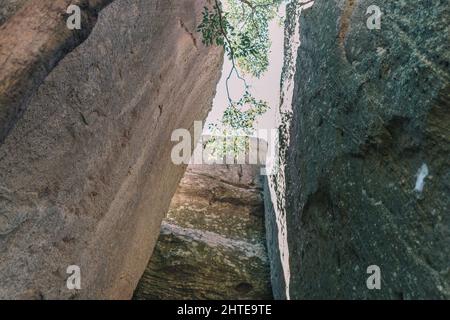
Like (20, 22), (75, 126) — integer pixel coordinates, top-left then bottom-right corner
(197, 0), (283, 155)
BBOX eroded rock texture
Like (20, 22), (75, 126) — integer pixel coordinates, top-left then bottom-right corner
(266, 0), (449, 299)
(0, 0), (116, 143)
(134, 163), (272, 300)
(0, 0), (223, 299)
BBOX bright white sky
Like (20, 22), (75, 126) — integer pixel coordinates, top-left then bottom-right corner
(204, 6), (286, 133)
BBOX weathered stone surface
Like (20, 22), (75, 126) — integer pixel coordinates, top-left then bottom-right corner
(266, 0), (449, 299)
(0, 0), (223, 299)
(0, 0), (115, 143)
(0, 0), (28, 25)
(134, 162), (272, 300)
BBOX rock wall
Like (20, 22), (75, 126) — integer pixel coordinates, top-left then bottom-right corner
(266, 0), (449, 299)
(0, 0), (116, 143)
(134, 162), (272, 300)
(0, 0), (223, 299)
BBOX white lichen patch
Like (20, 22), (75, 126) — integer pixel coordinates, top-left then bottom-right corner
(414, 163), (429, 193)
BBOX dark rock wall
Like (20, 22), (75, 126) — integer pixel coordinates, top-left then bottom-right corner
(134, 163), (272, 300)
(267, 0), (449, 299)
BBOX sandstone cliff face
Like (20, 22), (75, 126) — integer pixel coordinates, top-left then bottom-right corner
(134, 163), (272, 300)
(266, 0), (449, 299)
(0, 0), (223, 299)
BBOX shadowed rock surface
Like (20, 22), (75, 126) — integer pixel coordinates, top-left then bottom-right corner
(0, 0), (223, 299)
(266, 0), (449, 299)
(134, 162), (273, 300)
